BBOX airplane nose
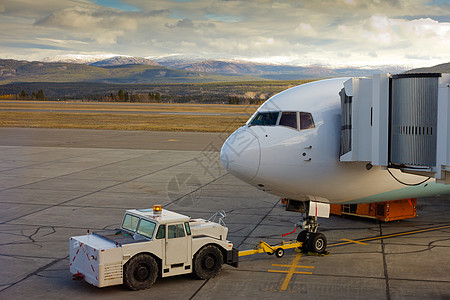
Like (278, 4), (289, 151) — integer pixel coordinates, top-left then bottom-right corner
(220, 128), (261, 181)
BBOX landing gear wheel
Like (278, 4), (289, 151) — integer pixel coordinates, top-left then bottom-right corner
(123, 253), (158, 290)
(193, 245), (223, 280)
(275, 248), (284, 258)
(296, 230), (309, 251)
(307, 232), (327, 253)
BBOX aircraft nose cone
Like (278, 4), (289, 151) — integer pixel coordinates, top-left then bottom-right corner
(220, 128), (261, 181)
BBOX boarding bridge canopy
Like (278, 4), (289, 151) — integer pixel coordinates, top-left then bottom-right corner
(339, 73), (450, 184)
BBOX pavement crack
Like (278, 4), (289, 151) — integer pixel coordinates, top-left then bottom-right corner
(0, 255), (68, 293)
(0, 155), (203, 226)
(428, 237), (450, 251)
(164, 173), (228, 209)
(189, 279), (210, 300)
(236, 198), (281, 249)
(379, 224), (391, 300)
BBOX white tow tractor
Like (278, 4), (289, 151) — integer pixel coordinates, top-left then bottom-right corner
(69, 206), (238, 290)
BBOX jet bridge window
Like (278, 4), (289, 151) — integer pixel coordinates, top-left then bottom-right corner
(279, 112), (298, 129)
(339, 88), (352, 156)
(250, 112), (279, 126)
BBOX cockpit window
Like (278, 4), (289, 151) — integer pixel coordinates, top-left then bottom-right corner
(279, 112), (298, 129)
(300, 112), (315, 130)
(249, 111), (315, 131)
(250, 112), (279, 126)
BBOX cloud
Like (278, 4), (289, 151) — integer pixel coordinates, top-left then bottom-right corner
(165, 18), (216, 30)
(295, 23), (317, 37)
(0, 0), (449, 67)
(36, 37), (89, 45)
(35, 6), (138, 31)
(34, 6), (138, 44)
(166, 18), (195, 29)
(3, 42), (68, 50)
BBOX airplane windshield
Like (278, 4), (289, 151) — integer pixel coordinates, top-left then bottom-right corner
(300, 112), (315, 130)
(279, 112), (297, 129)
(250, 112), (279, 126)
(250, 111), (315, 131)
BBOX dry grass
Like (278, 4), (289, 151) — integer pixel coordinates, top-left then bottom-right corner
(0, 101), (257, 132)
(0, 101), (259, 114)
(0, 111), (250, 132)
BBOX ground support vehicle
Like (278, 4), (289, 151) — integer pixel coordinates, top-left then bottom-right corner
(70, 206), (238, 290)
(330, 198), (417, 222)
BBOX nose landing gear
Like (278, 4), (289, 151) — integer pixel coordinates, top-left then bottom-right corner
(285, 200), (329, 254)
(295, 216), (328, 254)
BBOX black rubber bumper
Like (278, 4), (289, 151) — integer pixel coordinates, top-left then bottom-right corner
(226, 247), (239, 268)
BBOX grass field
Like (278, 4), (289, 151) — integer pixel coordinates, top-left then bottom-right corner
(0, 101), (258, 114)
(0, 101), (256, 132)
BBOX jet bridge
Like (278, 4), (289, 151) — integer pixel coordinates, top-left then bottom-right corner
(339, 73), (450, 184)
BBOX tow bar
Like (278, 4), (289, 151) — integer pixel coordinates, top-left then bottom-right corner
(239, 240), (303, 258)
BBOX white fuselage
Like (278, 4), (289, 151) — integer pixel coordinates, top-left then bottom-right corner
(220, 78), (450, 204)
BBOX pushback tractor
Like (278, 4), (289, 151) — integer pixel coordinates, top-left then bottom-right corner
(69, 206), (238, 290)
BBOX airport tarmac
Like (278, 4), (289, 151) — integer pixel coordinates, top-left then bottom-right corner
(0, 128), (449, 299)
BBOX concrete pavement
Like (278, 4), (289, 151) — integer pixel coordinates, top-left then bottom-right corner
(0, 128), (449, 299)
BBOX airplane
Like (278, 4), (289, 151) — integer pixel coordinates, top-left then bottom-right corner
(220, 74), (450, 254)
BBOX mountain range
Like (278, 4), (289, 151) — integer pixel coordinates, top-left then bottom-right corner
(404, 62), (450, 74)
(0, 55), (447, 85)
(90, 56), (160, 67)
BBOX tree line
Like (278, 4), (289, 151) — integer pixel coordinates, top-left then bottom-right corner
(86, 91), (263, 105)
(98, 90), (162, 102)
(0, 89), (46, 100)
(1, 89), (264, 105)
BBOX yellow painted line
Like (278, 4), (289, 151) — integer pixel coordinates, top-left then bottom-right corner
(266, 253), (315, 291)
(168, 139), (179, 142)
(329, 224), (450, 248)
(341, 238), (368, 245)
(268, 270), (313, 275)
(280, 253), (302, 290)
(272, 263), (314, 269)
(261, 224), (450, 293)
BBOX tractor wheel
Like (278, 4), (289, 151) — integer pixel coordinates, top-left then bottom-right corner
(123, 253), (158, 290)
(193, 245), (223, 280)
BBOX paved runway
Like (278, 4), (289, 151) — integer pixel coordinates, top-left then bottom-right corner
(0, 127), (226, 151)
(0, 128), (449, 299)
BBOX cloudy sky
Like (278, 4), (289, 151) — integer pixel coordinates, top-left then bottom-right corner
(0, 0), (449, 68)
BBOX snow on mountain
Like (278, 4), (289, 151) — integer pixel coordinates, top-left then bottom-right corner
(90, 56), (160, 67)
(152, 54), (212, 68)
(39, 54), (409, 78)
(42, 54), (128, 64)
